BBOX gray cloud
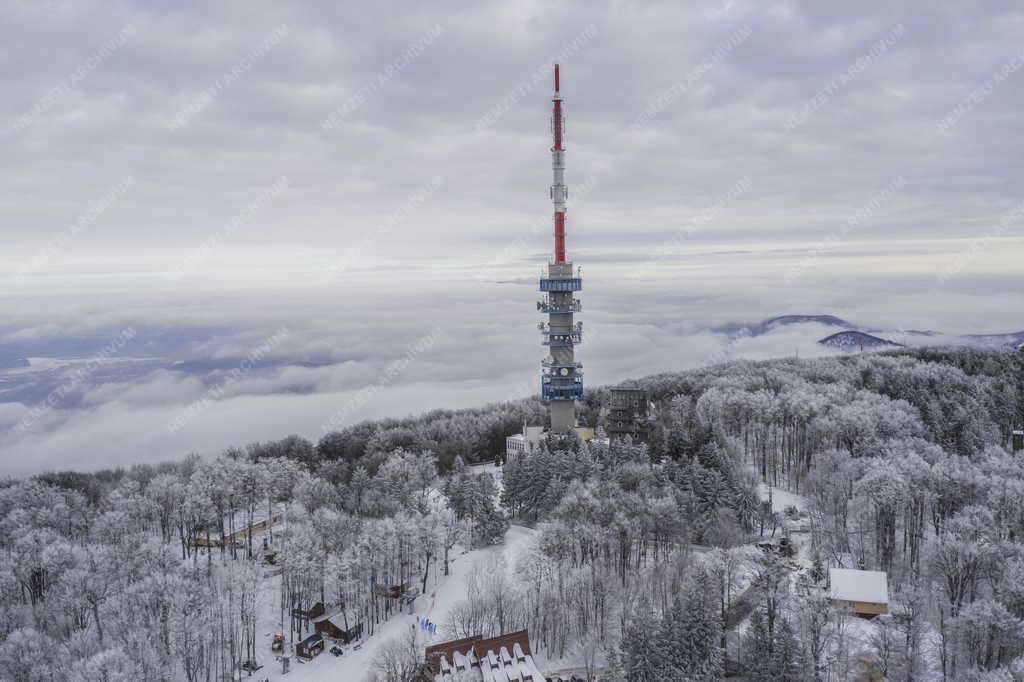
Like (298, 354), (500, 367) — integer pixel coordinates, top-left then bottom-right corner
(3, 0), (1024, 276)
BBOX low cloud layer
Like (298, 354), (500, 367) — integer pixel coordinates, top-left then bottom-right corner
(1, 258), (1018, 475)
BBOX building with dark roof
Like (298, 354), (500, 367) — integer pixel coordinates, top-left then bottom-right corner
(296, 632), (324, 659)
(425, 629), (545, 681)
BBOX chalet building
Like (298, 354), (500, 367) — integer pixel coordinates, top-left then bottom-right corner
(296, 632), (324, 659)
(829, 568), (889, 618)
(1013, 429), (1023, 453)
(312, 611), (363, 643)
(425, 629), (545, 681)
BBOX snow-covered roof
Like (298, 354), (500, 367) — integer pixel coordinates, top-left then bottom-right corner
(298, 632), (323, 646)
(429, 630), (545, 682)
(829, 568), (889, 604)
(432, 652), (544, 682)
(311, 609), (345, 625)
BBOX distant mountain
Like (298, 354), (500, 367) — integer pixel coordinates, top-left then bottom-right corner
(959, 331), (1024, 348)
(722, 314), (854, 337)
(879, 329), (941, 337)
(719, 314), (1023, 351)
(819, 331), (903, 350)
(712, 314), (856, 337)
(760, 314), (854, 333)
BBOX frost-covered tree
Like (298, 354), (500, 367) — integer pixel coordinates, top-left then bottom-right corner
(622, 601), (662, 682)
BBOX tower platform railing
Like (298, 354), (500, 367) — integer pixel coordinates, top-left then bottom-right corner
(542, 377), (584, 401)
(541, 332), (583, 347)
(537, 299), (582, 313)
(542, 360), (583, 373)
(539, 277), (582, 292)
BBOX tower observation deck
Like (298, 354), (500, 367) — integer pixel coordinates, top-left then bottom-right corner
(539, 64), (582, 433)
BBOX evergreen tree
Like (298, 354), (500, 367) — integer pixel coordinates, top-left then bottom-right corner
(623, 602), (663, 682)
(745, 607), (804, 681)
(744, 608), (774, 681)
(682, 583), (724, 681)
(769, 617), (805, 681)
(656, 597), (687, 678)
(603, 645), (627, 682)
(654, 580), (723, 681)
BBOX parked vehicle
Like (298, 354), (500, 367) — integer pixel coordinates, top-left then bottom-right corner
(330, 645), (344, 657)
(754, 537), (796, 558)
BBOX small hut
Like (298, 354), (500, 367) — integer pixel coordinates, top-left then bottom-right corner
(829, 568), (889, 618)
(296, 632), (324, 659)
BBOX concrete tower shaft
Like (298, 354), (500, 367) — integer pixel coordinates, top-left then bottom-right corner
(538, 64), (582, 434)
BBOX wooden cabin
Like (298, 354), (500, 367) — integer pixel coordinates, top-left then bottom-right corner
(296, 632), (324, 659)
(313, 612), (363, 644)
(829, 568), (889, 618)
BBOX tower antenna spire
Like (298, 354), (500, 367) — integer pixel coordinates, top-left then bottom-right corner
(551, 64), (566, 263)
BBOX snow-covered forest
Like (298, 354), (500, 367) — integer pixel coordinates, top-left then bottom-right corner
(1, 346), (1021, 681)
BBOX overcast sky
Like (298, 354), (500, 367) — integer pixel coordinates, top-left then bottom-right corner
(1, 1), (1022, 473)
(3, 0), (1023, 280)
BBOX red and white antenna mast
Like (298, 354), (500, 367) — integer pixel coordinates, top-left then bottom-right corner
(537, 62), (582, 434)
(551, 64), (567, 263)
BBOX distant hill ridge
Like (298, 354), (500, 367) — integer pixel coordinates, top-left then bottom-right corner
(961, 330), (1024, 347)
(718, 314), (1023, 350)
(754, 314), (854, 336)
(819, 330), (903, 350)
(711, 314), (855, 337)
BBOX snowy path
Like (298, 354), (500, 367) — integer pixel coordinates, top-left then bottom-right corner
(250, 524), (535, 682)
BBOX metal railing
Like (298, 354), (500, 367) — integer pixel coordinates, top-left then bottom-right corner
(540, 330), (583, 346)
(538, 298), (582, 313)
(538, 277), (582, 292)
(542, 382), (583, 401)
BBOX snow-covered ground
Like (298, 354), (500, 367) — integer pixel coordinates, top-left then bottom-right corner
(250, 524), (535, 681)
(756, 480), (813, 557)
(757, 482), (807, 516)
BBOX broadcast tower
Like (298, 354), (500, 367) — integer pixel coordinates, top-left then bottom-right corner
(538, 64), (583, 433)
